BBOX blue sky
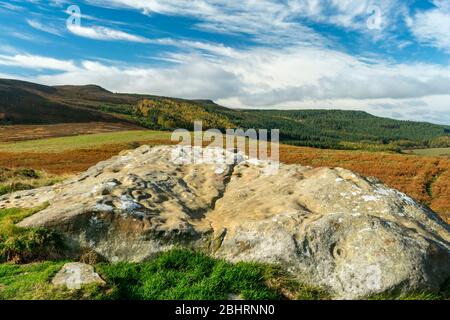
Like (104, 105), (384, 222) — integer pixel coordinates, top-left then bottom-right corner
(0, 0), (450, 124)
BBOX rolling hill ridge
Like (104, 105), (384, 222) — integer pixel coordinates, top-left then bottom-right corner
(1, 78), (449, 151)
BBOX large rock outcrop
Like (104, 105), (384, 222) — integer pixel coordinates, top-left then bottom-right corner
(1, 145), (449, 299)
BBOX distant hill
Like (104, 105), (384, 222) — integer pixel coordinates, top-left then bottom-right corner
(1, 78), (449, 151)
(234, 109), (450, 150)
(0, 79), (119, 124)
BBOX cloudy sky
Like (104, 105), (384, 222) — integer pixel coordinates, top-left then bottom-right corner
(0, 0), (450, 124)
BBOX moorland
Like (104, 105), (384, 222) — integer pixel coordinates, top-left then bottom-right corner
(0, 78), (449, 300)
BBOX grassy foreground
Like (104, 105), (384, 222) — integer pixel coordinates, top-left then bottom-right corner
(0, 207), (449, 300)
(0, 206), (64, 264)
(0, 250), (328, 301)
(0, 207), (329, 301)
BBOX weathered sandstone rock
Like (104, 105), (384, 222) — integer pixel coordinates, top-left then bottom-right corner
(1, 145), (449, 299)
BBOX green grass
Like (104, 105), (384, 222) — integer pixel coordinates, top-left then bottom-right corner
(0, 206), (65, 263)
(0, 250), (330, 300)
(0, 262), (108, 300)
(0, 247), (447, 300)
(0, 130), (171, 153)
(97, 250), (285, 300)
(97, 250), (324, 300)
(368, 290), (448, 301)
(0, 168), (63, 196)
(405, 148), (450, 156)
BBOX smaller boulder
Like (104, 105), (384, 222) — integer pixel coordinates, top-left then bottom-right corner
(52, 263), (106, 290)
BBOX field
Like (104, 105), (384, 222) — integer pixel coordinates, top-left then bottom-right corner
(0, 123), (141, 142)
(0, 129), (171, 153)
(0, 130), (448, 224)
(404, 148), (450, 157)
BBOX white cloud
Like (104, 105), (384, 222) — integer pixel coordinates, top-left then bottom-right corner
(27, 19), (62, 36)
(0, 1), (25, 11)
(0, 45), (20, 54)
(86, 0), (404, 45)
(3, 42), (450, 123)
(288, 0), (402, 32)
(0, 54), (77, 71)
(4, 1), (450, 124)
(67, 24), (150, 43)
(410, 0), (450, 52)
(152, 38), (240, 58)
(35, 57), (240, 100)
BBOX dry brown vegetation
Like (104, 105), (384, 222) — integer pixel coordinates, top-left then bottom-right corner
(0, 122), (141, 142)
(0, 139), (175, 175)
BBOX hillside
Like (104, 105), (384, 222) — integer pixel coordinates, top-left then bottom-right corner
(0, 79), (121, 124)
(236, 110), (450, 150)
(1, 79), (449, 150)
